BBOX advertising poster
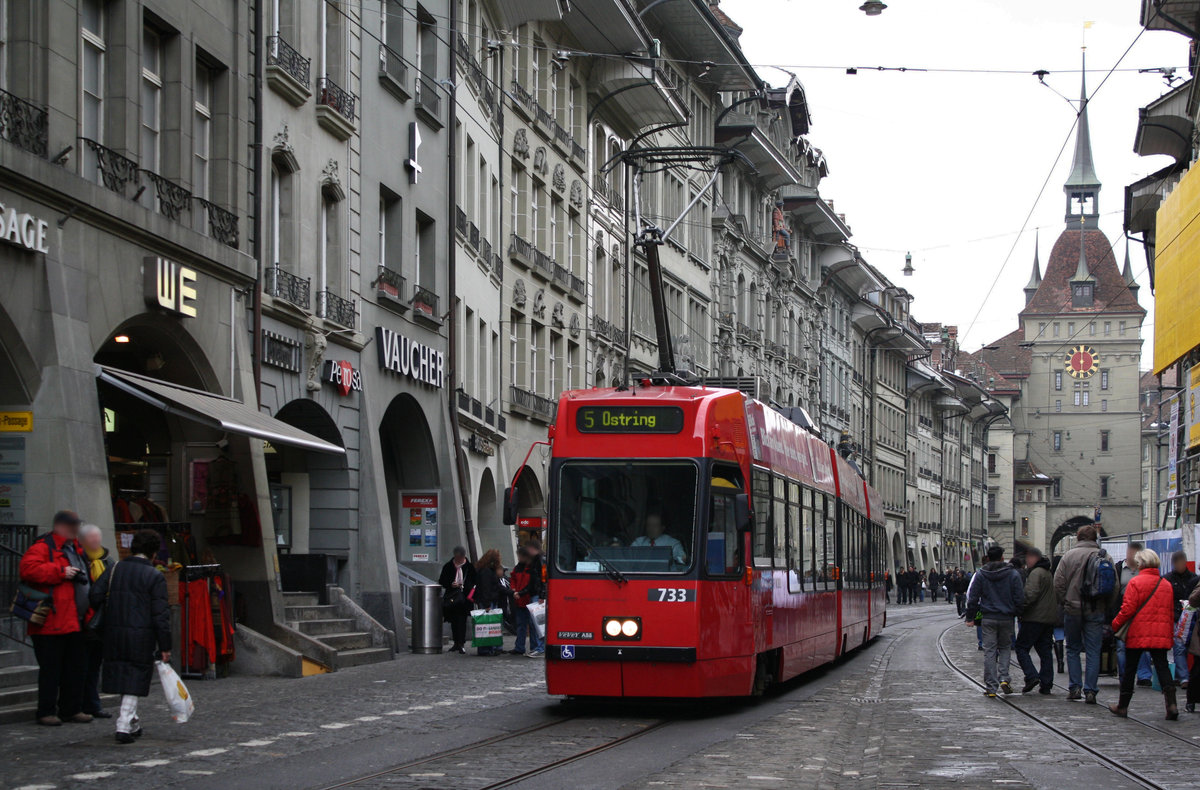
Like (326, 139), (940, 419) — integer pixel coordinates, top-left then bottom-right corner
(409, 528), (422, 546)
(1190, 366), (1200, 449)
(0, 437), (26, 525)
(401, 493), (439, 561)
(424, 528), (437, 547)
(409, 508), (423, 526)
(1168, 400), (1180, 521)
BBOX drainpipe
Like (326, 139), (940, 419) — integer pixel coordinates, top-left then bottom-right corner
(445, 4), (478, 560)
(251, 0), (265, 401)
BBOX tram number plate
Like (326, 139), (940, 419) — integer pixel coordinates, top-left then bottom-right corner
(648, 588), (693, 602)
(557, 631), (594, 640)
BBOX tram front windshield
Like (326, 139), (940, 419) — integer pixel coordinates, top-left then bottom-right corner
(554, 461), (697, 575)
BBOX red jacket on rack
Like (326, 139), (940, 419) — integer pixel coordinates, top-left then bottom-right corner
(1112, 567), (1176, 650)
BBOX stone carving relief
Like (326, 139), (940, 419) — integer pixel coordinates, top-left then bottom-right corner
(551, 302), (565, 328)
(532, 288), (546, 318)
(513, 278), (527, 309)
(533, 146), (547, 175)
(569, 179), (584, 208)
(569, 312), (581, 338)
(305, 327), (327, 392)
(320, 159), (345, 201)
(552, 164), (566, 193)
(514, 128), (530, 159)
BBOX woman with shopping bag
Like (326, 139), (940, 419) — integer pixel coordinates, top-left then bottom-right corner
(439, 547), (477, 654)
(471, 549), (504, 656)
(88, 530), (172, 743)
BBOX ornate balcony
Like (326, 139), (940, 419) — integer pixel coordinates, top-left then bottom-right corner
(378, 43), (410, 102)
(374, 264), (407, 309)
(456, 33), (498, 121)
(265, 266), (311, 310)
(415, 74), (441, 126)
(411, 284), (439, 319)
(571, 140), (586, 165)
(455, 206), (468, 236)
(196, 198), (239, 248)
(319, 289), (356, 329)
(510, 385), (556, 423)
(508, 233), (532, 267)
(0, 88), (48, 157)
(140, 170), (192, 221)
(479, 238), (492, 265)
(510, 80), (533, 114)
(266, 36), (311, 106)
(493, 253), (504, 282)
(593, 314), (626, 347)
(593, 178), (623, 212)
(468, 222), (481, 251)
(530, 245), (554, 281)
(316, 77), (356, 139)
(80, 138), (139, 197)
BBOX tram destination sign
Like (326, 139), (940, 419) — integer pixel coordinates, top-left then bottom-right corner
(575, 405), (684, 434)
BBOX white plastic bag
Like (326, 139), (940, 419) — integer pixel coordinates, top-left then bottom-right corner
(527, 600), (547, 639)
(156, 660), (195, 723)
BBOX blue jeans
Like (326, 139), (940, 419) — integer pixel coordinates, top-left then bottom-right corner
(982, 618), (1015, 692)
(1064, 611), (1106, 693)
(1116, 639), (1153, 681)
(1173, 632), (1190, 681)
(1016, 621), (1055, 690)
(515, 599), (544, 653)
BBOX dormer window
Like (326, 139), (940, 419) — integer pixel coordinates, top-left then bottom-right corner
(1072, 283), (1093, 308)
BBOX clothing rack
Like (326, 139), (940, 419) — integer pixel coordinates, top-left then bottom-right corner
(184, 563), (222, 581)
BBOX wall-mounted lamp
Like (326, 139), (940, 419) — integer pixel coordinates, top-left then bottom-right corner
(860, 0), (887, 16)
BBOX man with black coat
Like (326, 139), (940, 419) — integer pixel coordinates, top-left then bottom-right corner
(88, 529), (171, 744)
(966, 545), (1025, 697)
(1015, 547), (1057, 694)
(1164, 551), (1200, 686)
(439, 546), (477, 654)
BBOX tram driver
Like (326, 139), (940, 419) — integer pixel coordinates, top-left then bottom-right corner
(629, 512), (687, 566)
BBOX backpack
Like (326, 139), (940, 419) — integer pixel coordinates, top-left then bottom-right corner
(1082, 548), (1117, 605)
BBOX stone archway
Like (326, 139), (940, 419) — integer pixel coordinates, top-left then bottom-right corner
(1050, 516), (1105, 556)
(379, 393), (439, 555)
(891, 532), (903, 572)
(270, 400), (350, 557)
(476, 467), (504, 555)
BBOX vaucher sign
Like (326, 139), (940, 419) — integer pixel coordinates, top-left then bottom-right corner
(375, 327), (444, 388)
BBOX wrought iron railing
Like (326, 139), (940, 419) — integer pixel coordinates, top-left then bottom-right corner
(319, 289), (356, 328)
(375, 264), (407, 305)
(530, 244), (554, 280)
(378, 43), (408, 87)
(479, 238), (492, 265)
(508, 233), (532, 266)
(571, 140), (586, 163)
(317, 77), (356, 122)
(141, 170), (192, 221)
(411, 284), (439, 317)
(593, 178), (623, 212)
(552, 263), (570, 291)
(457, 389), (471, 411)
(0, 88), (48, 157)
(510, 385), (556, 422)
(196, 198), (239, 247)
(1, 525), (37, 645)
(456, 34), (498, 119)
(267, 36), (311, 88)
(416, 74), (440, 119)
(471, 397), (483, 419)
(536, 104), (554, 130)
(80, 138), (140, 197)
(493, 253), (504, 282)
(266, 266), (311, 310)
(593, 314), (626, 347)
(567, 270), (586, 301)
(455, 206), (467, 236)
(510, 80), (533, 109)
(468, 222), (480, 251)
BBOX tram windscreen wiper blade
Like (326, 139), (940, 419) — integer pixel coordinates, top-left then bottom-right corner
(568, 525), (627, 586)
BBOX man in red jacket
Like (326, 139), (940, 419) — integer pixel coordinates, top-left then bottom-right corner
(19, 510), (93, 726)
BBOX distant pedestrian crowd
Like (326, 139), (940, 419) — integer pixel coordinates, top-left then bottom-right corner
(962, 524), (1200, 721)
(439, 539), (546, 657)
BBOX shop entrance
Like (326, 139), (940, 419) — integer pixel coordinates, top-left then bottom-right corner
(513, 465), (545, 547)
(379, 394), (440, 561)
(268, 400), (349, 584)
(475, 468), (503, 554)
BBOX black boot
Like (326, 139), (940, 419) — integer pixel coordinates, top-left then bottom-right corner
(1108, 691), (1133, 717)
(1165, 685), (1179, 721)
(1054, 640), (1065, 673)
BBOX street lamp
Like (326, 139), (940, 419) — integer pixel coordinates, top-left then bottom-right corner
(902, 251), (913, 276)
(860, 0), (887, 16)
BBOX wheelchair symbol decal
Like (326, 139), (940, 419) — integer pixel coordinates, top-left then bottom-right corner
(561, 645), (575, 660)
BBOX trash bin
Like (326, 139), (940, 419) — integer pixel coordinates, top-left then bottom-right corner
(412, 584), (443, 654)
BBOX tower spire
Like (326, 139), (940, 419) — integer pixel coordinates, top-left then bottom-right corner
(1123, 238), (1140, 294)
(1024, 231), (1042, 305)
(1064, 51), (1101, 228)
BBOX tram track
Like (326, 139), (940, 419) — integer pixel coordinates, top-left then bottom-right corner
(315, 713), (670, 790)
(937, 622), (1184, 790)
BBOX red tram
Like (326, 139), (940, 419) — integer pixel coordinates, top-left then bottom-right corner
(531, 383), (887, 699)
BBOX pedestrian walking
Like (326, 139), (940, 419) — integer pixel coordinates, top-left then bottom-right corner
(1053, 524), (1116, 704)
(439, 546), (477, 654)
(966, 545), (1024, 696)
(1185, 585), (1200, 713)
(929, 569), (941, 603)
(88, 529), (172, 743)
(1015, 547), (1056, 694)
(884, 570), (893, 603)
(1108, 549), (1178, 720)
(1163, 550), (1199, 687)
(18, 510), (92, 726)
(1114, 542), (1153, 687)
(954, 570), (969, 616)
(472, 549), (504, 656)
(79, 523), (114, 719)
(918, 571), (927, 603)
(509, 546), (545, 656)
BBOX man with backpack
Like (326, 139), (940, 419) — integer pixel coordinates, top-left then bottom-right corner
(1053, 524), (1117, 704)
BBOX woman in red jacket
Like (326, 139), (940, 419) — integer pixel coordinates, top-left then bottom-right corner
(1110, 549), (1178, 720)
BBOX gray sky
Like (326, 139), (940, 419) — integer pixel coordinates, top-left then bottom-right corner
(731, 0), (1188, 358)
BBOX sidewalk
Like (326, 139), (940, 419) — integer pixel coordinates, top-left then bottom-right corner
(2, 634), (547, 790)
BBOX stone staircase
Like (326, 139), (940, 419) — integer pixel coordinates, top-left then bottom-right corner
(282, 592), (393, 669)
(0, 647), (39, 725)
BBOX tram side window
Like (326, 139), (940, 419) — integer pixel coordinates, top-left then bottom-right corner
(802, 488), (816, 591)
(810, 492), (829, 591)
(843, 507), (856, 589)
(752, 468), (771, 567)
(788, 482), (801, 593)
(772, 475), (786, 569)
(820, 495), (836, 588)
(706, 482), (743, 576)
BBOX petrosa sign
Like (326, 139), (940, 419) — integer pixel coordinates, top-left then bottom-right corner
(322, 359), (362, 396)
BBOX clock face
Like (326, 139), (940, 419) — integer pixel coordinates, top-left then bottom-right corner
(1065, 345), (1100, 379)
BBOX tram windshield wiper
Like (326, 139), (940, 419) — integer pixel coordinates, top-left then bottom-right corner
(567, 525), (627, 586)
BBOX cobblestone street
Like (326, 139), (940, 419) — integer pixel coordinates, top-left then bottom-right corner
(5, 604), (1199, 790)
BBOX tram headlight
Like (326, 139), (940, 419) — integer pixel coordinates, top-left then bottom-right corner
(602, 616), (641, 641)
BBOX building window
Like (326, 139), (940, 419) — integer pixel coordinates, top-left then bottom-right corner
(1100, 430), (1110, 452)
(1053, 431), (1062, 452)
(1082, 389), (1089, 407)
(416, 211), (435, 295)
(1089, 322), (1096, 336)
(1055, 371), (1063, 391)
(987, 492), (997, 515)
(1119, 321), (1127, 336)
(1073, 388), (1081, 407)
(1067, 321), (1075, 336)
(1104, 321), (1111, 335)
(1101, 399), (1107, 412)
(379, 187), (402, 271)
(1053, 323), (1060, 337)
(140, 26), (162, 192)
(1021, 517), (1029, 536)
(1052, 477), (1061, 498)
(987, 453), (996, 474)
(1101, 370), (1109, 390)
(1100, 475), (1110, 499)
(193, 62), (212, 200)
(1055, 399), (1062, 412)
(81, 0), (106, 178)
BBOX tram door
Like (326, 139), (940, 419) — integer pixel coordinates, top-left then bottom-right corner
(702, 471), (752, 658)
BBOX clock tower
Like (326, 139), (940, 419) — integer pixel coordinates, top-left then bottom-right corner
(981, 62), (1147, 552)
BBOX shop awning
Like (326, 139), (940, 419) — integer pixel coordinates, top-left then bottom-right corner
(96, 365), (345, 455)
